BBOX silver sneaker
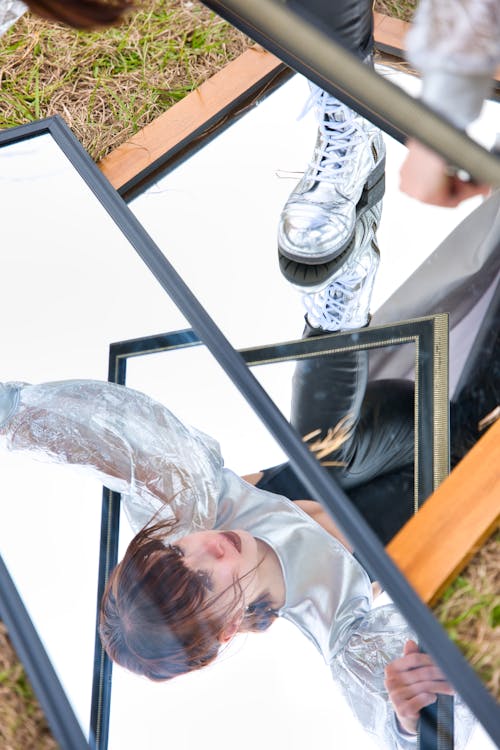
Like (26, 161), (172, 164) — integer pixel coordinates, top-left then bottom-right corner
(278, 85), (385, 265)
(303, 202), (382, 332)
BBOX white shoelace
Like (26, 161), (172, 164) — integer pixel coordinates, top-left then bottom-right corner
(303, 268), (361, 330)
(300, 87), (368, 183)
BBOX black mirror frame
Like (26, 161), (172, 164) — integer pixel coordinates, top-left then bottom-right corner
(92, 317), (450, 748)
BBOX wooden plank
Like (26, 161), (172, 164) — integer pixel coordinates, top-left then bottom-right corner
(98, 46), (284, 191)
(373, 12), (411, 56)
(387, 419), (500, 605)
(374, 11), (500, 83)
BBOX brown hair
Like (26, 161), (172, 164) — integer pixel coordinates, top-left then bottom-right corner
(24, 0), (133, 29)
(99, 519), (278, 681)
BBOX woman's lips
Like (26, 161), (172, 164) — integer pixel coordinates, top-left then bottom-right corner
(221, 531), (241, 553)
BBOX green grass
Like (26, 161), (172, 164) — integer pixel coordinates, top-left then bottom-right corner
(0, 0), (250, 160)
(434, 532), (500, 696)
(375, 0), (417, 21)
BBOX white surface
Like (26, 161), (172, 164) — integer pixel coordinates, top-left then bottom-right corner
(0, 69), (497, 749)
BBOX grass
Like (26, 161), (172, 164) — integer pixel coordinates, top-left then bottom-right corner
(375, 0), (417, 21)
(0, 623), (58, 749)
(0, 0), (251, 160)
(434, 531), (500, 699)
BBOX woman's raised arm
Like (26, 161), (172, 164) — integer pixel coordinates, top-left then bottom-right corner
(0, 380), (223, 535)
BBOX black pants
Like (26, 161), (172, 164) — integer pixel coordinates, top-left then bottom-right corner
(285, 0), (374, 61)
(257, 318), (500, 545)
(258, 348), (415, 545)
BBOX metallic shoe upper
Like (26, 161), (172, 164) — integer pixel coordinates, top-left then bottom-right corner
(278, 86), (385, 264)
(303, 201), (382, 332)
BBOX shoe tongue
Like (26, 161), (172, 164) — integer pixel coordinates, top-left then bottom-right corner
(320, 114), (347, 170)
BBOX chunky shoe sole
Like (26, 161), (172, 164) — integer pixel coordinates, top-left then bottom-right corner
(278, 157), (385, 267)
(279, 168), (385, 291)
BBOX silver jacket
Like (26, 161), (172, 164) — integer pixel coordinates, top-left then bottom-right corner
(406, 0), (500, 127)
(0, 0), (26, 37)
(0, 379), (474, 750)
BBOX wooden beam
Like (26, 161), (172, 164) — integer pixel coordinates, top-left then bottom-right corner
(98, 46), (285, 192)
(373, 12), (411, 57)
(387, 419), (500, 606)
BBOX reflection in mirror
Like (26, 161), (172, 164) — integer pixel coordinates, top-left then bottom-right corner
(0, 61), (498, 750)
(98, 325), (439, 750)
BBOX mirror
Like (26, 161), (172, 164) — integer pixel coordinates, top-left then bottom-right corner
(0, 62), (497, 750)
(116, 66), (500, 748)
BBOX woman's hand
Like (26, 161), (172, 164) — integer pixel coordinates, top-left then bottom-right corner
(400, 139), (491, 207)
(385, 640), (455, 735)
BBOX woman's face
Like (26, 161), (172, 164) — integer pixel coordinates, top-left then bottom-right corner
(174, 529), (260, 608)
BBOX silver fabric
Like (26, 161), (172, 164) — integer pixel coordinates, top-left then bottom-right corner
(216, 470), (375, 658)
(0, 379), (474, 749)
(0, 380), (223, 538)
(303, 201), (382, 329)
(408, 0), (500, 76)
(406, 0), (500, 127)
(0, 0), (26, 37)
(278, 85), (385, 264)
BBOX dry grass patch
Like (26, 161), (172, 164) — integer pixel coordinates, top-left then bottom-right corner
(0, 622), (59, 749)
(0, 0), (250, 160)
(374, 0), (417, 22)
(434, 531), (500, 700)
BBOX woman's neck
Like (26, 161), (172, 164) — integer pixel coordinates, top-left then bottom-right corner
(255, 538), (286, 610)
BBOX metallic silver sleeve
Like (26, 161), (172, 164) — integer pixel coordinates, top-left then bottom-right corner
(332, 604), (475, 750)
(407, 0), (500, 76)
(0, 380), (223, 536)
(0, 0), (26, 37)
(406, 0), (500, 126)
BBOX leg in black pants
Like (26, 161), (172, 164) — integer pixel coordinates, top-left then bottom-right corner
(286, 0), (374, 61)
(290, 344), (415, 544)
